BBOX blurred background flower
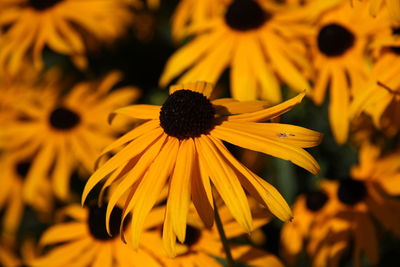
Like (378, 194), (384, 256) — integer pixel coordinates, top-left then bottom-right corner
(1, 0), (400, 266)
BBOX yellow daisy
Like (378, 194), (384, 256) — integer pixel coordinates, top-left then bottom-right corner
(31, 204), (162, 267)
(0, 0), (132, 74)
(82, 81), (322, 255)
(280, 180), (338, 265)
(0, 71), (140, 202)
(160, 0), (315, 104)
(287, 144), (400, 266)
(143, 201), (283, 266)
(309, 0), (387, 144)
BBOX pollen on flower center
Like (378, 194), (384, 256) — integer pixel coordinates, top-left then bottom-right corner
(183, 225), (201, 247)
(317, 23), (355, 57)
(224, 0), (270, 31)
(88, 206), (123, 241)
(159, 90), (215, 140)
(305, 190), (329, 212)
(49, 106), (81, 130)
(15, 161), (31, 180)
(337, 179), (367, 206)
(28, 0), (64, 10)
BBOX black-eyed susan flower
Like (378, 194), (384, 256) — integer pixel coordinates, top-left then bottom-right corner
(280, 180), (338, 265)
(82, 81), (322, 255)
(285, 143), (400, 266)
(0, 71), (140, 202)
(160, 0), (315, 104)
(30, 204), (162, 267)
(309, 1), (388, 144)
(0, 0), (132, 74)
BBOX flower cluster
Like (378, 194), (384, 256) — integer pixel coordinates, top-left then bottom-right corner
(0, 0), (399, 267)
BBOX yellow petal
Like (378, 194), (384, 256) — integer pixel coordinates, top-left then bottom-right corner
(208, 136), (292, 221)
(195, 136), (253, 232)
(329, 68), (349, 144)
(211, 124), (320, 174)
(220, 121), (322, 148)
(109, 105), (161, 123)
(228, 93), (305, 122)
(105, 134), (167, 235)
(129, 137), (179, 248)
(81, 128), (163, 205)
(167, 138), (195, 243)
(40, 223), (87, 246)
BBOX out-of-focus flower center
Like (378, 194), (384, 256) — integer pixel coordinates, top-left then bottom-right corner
(305, 190), (329, 212)
(317, 23), (355, 57)
(183, 225), (202, 247)
(224, 0), (270, 31)
(337, 179), (367, 206)
(49, 106), (81, 130)
(390, 27), (400, 54)
(159, 90), (215, 140)
(28, 0), (64, 10)
(15, 161), (31, 180)
(88, 206), (123, 241)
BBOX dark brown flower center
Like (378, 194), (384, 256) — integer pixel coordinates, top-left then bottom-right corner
(49, 107), (81, 130)
(183, 225), (201, 246)
(337, 179), (366, 206)
(28, 0), (63, 10)
(305, 190), (329, 212)
(224, 0), (270, 31)
(15, 161), (31, 180)
(390, 27), (400, 54)
(159, 90), (215, 140)
(317, 23), (355, 57)
(88, 206), (123, 241)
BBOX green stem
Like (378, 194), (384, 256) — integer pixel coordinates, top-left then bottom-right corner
(214, 200), (236, 267)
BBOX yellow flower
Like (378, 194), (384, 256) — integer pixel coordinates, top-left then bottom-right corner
(160, 0), (314, 104)
(0, 241), (21, 267)
(309, 1), (387, 144)
(283, 144), (400, 266)
(280, 180), (338, 265)
(0, 0), (132, 74)
(31, 204), (160, 267)
(0, 71), (140, 202)
(82, 81), (322, 255)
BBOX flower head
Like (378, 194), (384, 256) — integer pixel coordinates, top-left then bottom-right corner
(160, 0), (316, 104)
(0, 71), (140, 202)
(0, 0), (132, 74)
(82, 81), (322, 256)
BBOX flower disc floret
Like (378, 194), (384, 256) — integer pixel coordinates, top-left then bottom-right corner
(337, 179), (366, 206)
(28, 0), (63, 10)
(317, 23), (355, 57)
(48, 107), (81, 130)
(305, 190), (328, 212)
(224, 0), (270, 31)
(88, 206), (123, 241)
(159, 90), (215, 140)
